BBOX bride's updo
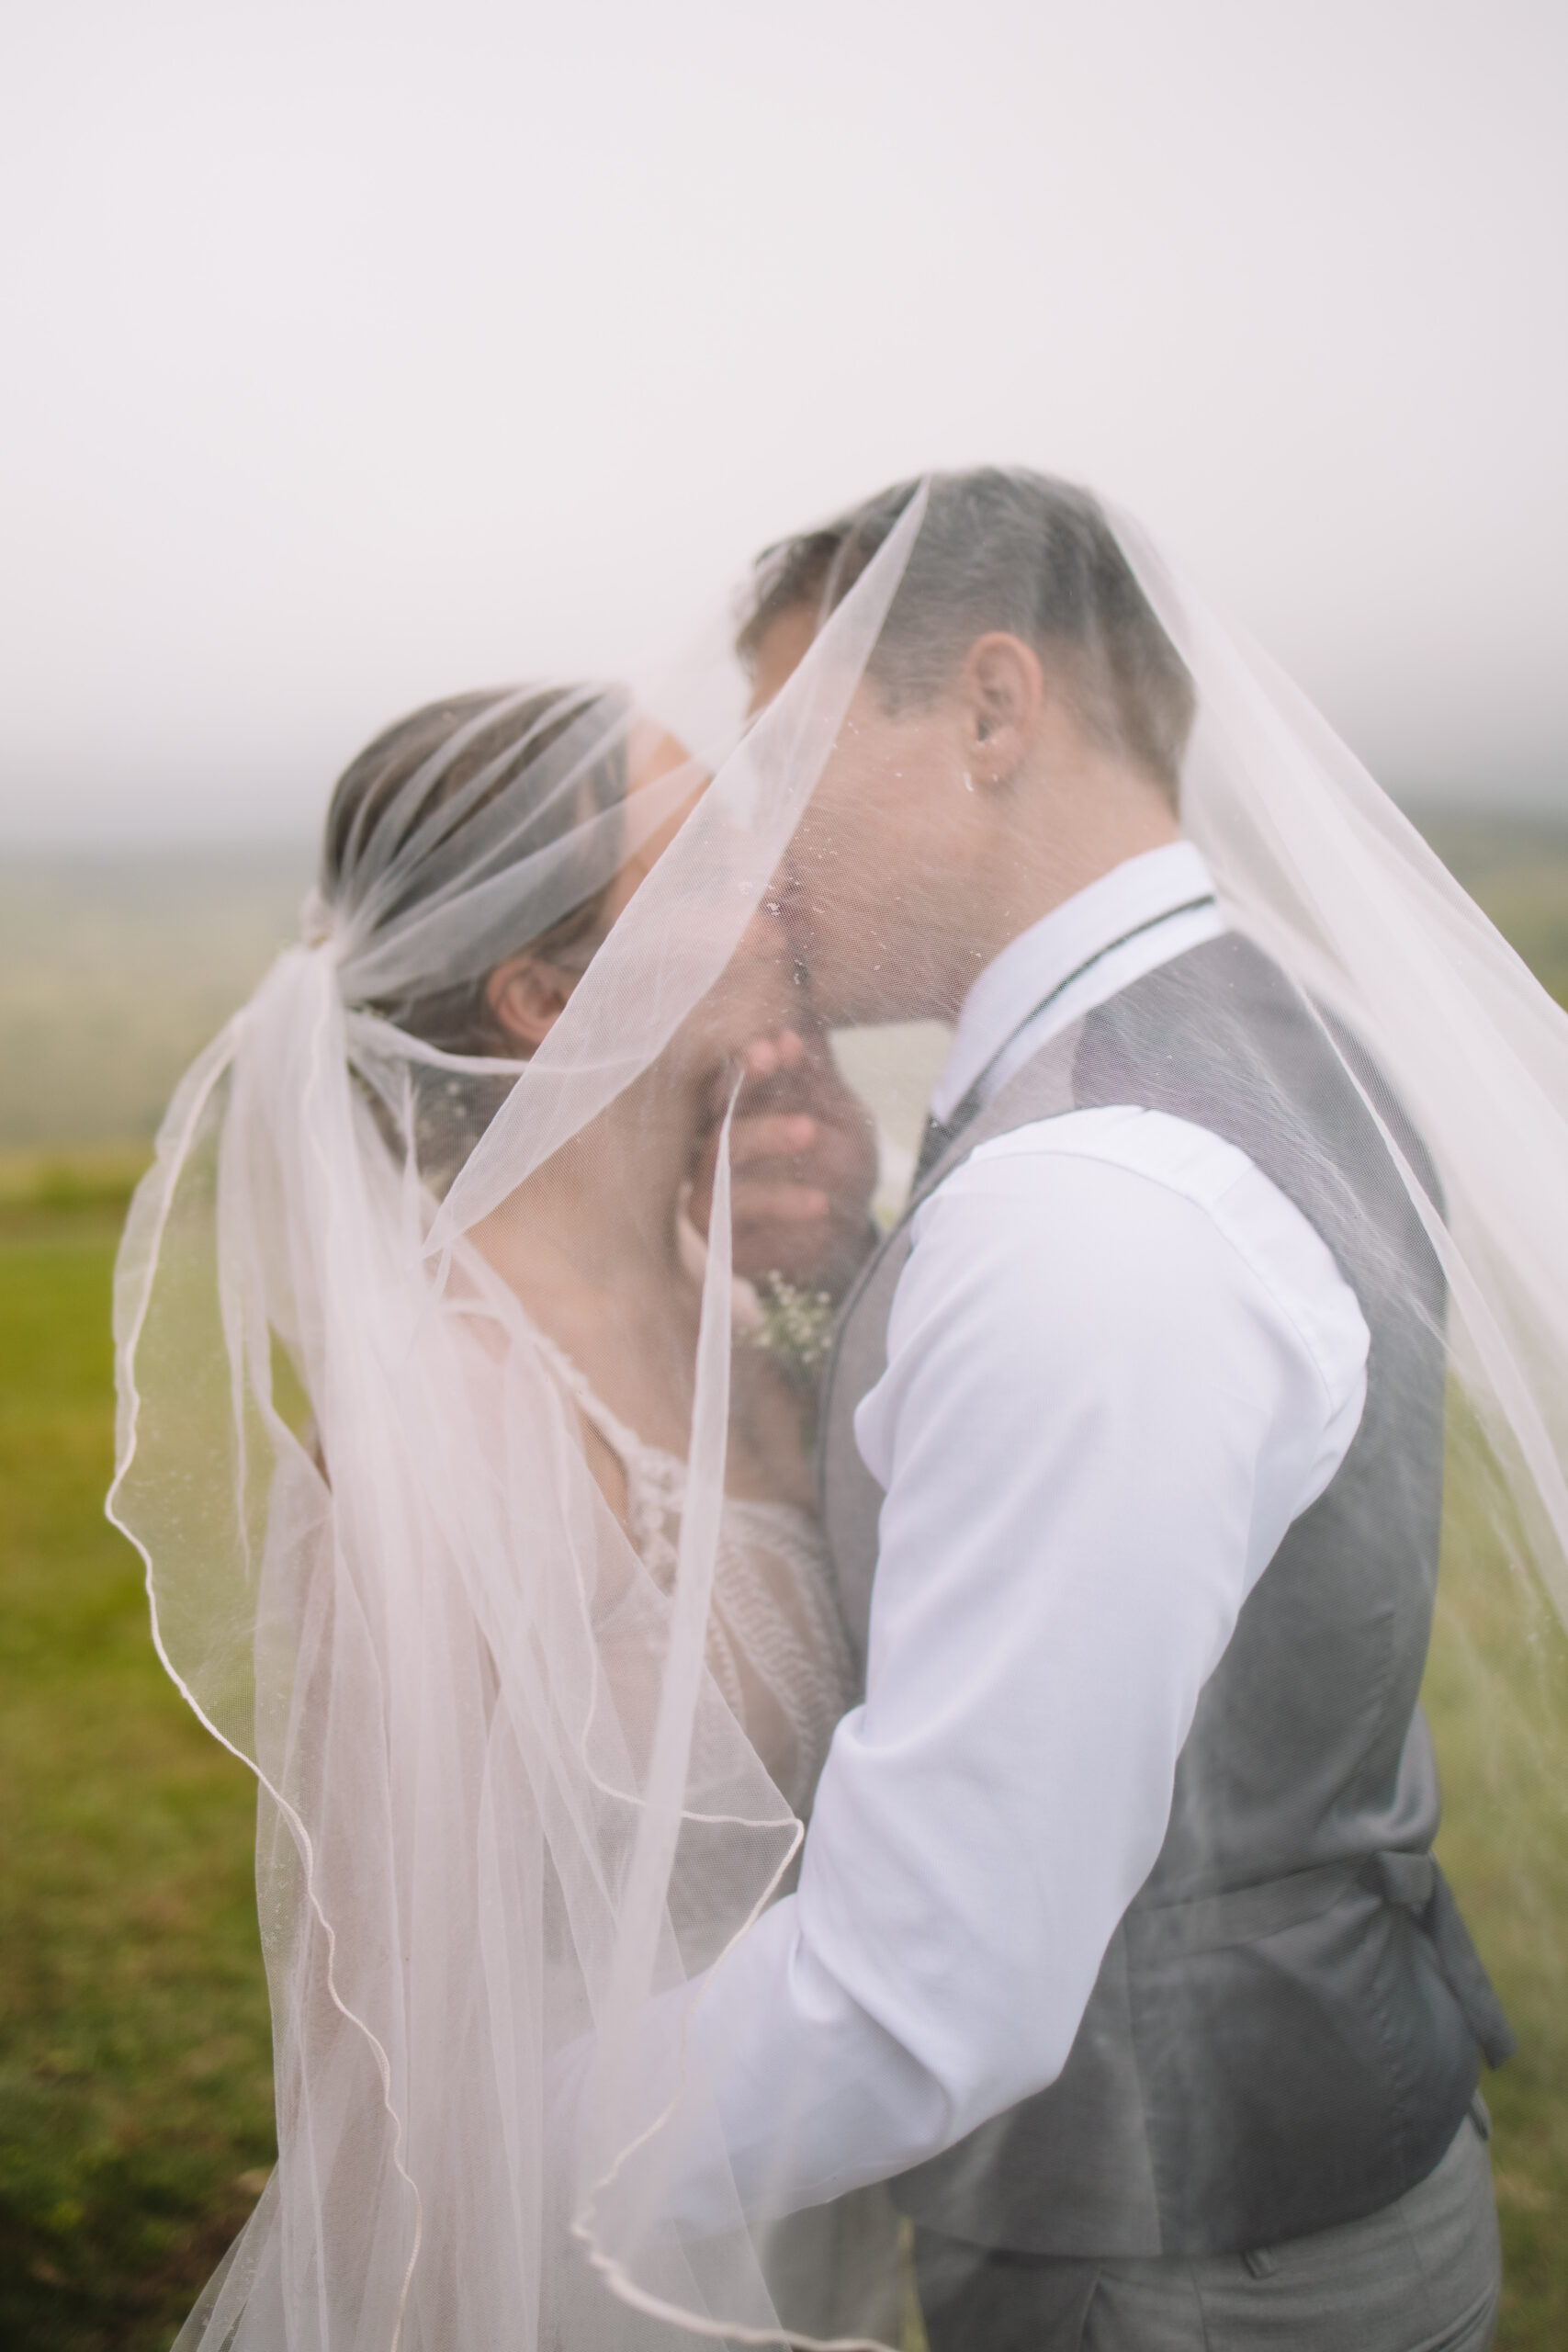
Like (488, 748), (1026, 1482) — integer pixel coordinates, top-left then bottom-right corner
(321, 683), (631, 1056)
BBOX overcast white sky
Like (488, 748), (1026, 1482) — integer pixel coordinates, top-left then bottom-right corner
(2, 0), (1564, 844)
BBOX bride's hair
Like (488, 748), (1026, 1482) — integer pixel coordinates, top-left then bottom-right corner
(738, 468), (1195, 803)
(321, 683), (630, 1054)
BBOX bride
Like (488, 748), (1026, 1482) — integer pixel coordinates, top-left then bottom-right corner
(319, 684), (865, 1820)
(109, 622), (915, 2348)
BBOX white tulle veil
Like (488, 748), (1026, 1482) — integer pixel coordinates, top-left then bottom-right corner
(108, 470), (1568, 2348)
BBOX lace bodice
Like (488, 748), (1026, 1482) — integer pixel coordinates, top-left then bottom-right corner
(530, 1325), (856, 1818)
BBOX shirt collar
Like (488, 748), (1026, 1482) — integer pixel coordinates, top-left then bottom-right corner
(930, 841), (1219, 1122)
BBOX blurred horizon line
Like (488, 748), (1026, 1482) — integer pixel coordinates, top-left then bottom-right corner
(5, 784), (1568, 861)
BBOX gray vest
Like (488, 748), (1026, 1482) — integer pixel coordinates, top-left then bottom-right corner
(819, 933), (1507, 2258)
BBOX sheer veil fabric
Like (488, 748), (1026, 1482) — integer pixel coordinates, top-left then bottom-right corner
(109, 473), (1568, 2348)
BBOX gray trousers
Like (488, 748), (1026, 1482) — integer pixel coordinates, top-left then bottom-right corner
(913, 2107), (1501, 2352)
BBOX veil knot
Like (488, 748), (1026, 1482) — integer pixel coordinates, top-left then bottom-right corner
(299, 884), (339, 953)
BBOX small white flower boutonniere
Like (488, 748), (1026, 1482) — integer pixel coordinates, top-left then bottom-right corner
(745, 1275), (836, 1391)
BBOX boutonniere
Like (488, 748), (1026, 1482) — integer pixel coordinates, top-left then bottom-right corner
(745, 1274), (836, 1390)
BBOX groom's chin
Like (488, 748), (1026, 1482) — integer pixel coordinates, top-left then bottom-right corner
(789, 909), (931, 1028)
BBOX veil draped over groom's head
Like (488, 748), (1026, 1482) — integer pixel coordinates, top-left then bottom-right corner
(110, 467), (1568, 2348)
(739, 469), (1195, 807)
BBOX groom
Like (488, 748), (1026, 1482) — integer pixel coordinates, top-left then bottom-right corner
(687, 469), (1511, 2350)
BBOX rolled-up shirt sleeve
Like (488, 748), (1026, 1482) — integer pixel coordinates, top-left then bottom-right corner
(660, 1106), (1370, 2223)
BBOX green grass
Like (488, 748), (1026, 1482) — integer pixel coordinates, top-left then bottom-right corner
(0, 1209), (275, 2351)
(1428, 1413), (1568, 2346)
(1418, 816), (1568, 1011)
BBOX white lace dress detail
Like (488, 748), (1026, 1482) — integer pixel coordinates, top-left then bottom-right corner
(529, 1325), (856, 1820)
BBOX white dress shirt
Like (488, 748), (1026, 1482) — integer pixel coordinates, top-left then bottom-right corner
(927, 840), (1228, 1122)
(637, 844), (1371, 2231)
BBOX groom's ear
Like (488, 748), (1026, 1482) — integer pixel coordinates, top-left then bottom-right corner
(960, 633), (1045, 789)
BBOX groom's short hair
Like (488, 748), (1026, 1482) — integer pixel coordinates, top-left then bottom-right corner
(738, 469), (1195, 803)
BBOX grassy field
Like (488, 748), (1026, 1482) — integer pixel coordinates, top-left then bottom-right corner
(0, 851), (308, 1151)
(2, 820), (1566, 2346)
(1427, 1416), (1568, 2345)
(1418, 816), (1568, 1010)
(0, 1205), (275, 2351)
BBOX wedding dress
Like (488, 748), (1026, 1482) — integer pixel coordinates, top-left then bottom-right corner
(524, 1316), (854, 1820)
(524, 1320), (899, 2350)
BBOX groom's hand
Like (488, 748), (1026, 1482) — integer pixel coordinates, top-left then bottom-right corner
(691, 1027), (878, 1297)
